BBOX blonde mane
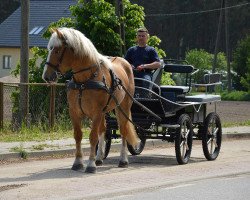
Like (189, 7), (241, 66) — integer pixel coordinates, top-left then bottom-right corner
(48, 27), (111, 67)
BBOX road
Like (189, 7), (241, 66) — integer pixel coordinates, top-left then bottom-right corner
(0, 139), (250, 200)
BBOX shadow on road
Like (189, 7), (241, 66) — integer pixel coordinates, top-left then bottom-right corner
(0, 154), (207, 184)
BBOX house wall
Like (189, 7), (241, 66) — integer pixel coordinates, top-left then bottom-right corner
(0, 48), (20, 78)
(0, 47), (43, 79)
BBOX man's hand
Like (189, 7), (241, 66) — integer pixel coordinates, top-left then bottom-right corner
(137, 65), (144, 71)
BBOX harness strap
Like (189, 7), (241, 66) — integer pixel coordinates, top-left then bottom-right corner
(66, 79), (108, 91)
(102, 69), (121, 112)
(66, 68), (121, 115)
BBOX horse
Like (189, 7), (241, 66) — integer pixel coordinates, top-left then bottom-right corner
(42, 27), (138, 173)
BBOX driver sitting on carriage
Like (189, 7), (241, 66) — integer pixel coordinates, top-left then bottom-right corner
(125, 27), (161, 88)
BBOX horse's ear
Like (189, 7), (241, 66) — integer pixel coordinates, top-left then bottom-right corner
(55, 29), (65, 41)
(49, 28), (56, 34)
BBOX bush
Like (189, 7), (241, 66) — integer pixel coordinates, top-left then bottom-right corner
(221, 91), (250, 101)
(232, 34), (250, 91)
(185, 49), (227, 83)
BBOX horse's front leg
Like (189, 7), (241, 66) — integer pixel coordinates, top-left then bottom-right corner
(96, 132), (105, 166)
(118, 137), (129, 168)
(85, 115), (105, 173)
(71, 120), (84, 171)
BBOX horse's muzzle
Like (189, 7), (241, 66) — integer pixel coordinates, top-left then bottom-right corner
(43, 71), (58, 83)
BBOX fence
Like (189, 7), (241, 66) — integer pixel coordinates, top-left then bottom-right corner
(0, 82), (70, 132)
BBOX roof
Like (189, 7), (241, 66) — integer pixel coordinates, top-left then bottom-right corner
(0, 0), (77, 48)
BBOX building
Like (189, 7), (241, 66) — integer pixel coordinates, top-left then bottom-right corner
(0, 0), (76, 79)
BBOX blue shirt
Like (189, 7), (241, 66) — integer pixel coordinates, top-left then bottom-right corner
(125, 45), (160, 73)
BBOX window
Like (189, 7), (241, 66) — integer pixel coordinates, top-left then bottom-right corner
(29, 26), (44, 35)
(3, 55), (12, 69)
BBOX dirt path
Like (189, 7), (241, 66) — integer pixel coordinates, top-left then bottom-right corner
(208, 101), (250, 124)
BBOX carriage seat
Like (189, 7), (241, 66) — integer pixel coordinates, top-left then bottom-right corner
(185, 94), (221, 103)
(160, 85), (190, 93)
(193, 73), (222, 93)
(160, 85), (191, 102)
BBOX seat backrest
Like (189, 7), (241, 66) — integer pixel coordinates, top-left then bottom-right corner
(204, 73), (221, 84)
(151, 66), (163, 86)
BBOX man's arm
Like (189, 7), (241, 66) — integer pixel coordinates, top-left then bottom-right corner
(138, 61), (161, 70)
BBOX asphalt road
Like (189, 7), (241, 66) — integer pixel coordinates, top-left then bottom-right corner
(103, 173), (250, 200)
(0, 139), (250, 200)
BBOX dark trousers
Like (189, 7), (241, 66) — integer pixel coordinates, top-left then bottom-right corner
(134, 71), (152, 88)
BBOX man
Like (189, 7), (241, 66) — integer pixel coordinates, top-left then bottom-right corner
(125, 27), (161, 86)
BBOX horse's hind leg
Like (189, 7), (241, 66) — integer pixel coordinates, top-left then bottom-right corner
(118, 137), (129, 168)
(85, 114), (106, 173)
(116, 107), (138, 168)
(71, 118), (84, 171)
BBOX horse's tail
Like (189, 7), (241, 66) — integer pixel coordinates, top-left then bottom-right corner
(125, 112), (139, 147)
(117, 110), (139, 147)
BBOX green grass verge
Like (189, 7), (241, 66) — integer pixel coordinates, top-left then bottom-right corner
(222, 120), (250, 128)
(0, 124), (90, 142)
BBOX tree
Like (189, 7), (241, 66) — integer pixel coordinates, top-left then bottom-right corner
(232, 35), (250, 91)
(11, 0), (169, 131)
(185, 49), (227, 83)
(0, 0), (20, 24)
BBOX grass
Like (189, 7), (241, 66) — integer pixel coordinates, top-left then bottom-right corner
(222, 120), (250, 128)
(10, 145), (28, 159)
(1, 120), (249, 143)
(0, 123), (91, 143)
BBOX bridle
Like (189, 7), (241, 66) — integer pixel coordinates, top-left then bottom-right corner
(45, 40), (97, 79)
(45, 40), (68, 77)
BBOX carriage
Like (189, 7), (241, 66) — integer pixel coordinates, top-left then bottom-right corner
(102, 59), (222, 164)
(44, 28), (222, 172)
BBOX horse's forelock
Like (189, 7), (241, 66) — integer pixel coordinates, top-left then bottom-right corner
(56, 28), (101, 64)
(48, 32), (62, 50)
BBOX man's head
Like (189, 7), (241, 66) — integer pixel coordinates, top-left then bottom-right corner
(136, 27), (149, 47)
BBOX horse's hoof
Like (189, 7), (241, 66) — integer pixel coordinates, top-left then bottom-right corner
(118, 161), (128, 168)
(95, 160), (103, 166)
(71, 163), (84, 171)
(85, 166), (97, 173)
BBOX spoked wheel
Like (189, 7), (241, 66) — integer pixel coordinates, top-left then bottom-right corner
(175, 114), (193, 164)
(127, 132), (146, 155)
(96, 129), (112, 159)
(202, 112), (222, 161)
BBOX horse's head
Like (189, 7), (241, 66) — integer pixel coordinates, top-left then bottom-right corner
(42, 28), (72, 83)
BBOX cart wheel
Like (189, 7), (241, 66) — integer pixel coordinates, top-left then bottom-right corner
(127, 134), (146, 155)
(175, 114), (193, 164)
(202, 112), (222, 161)
(96, 129), (112, 159)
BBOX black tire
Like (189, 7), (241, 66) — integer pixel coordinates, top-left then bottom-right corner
(127, 133), (146, 155)
(96, 129), (112, 159)
(175, 114), (193, 164)
(202, 112), (222, 161)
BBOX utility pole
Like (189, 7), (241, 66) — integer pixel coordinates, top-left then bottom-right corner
(225, 0), (232, 92)
(20, 0), (30, 126)
(119, 0), (126, 55)
(212, 0), (224, 73)
(115, 0), (126, 56)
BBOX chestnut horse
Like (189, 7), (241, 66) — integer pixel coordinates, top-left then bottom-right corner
(42, 28), (138, 173)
